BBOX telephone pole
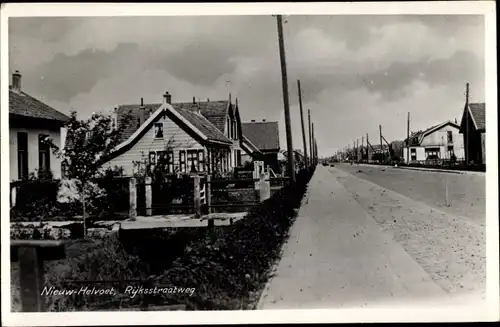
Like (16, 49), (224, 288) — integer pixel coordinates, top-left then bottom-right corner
(308, 109), (312, 168)
(361, 136), (364, 161)
(379, 125), (383, 163)
(356, 139), (359, 161)
(366, 133), (369, 161)
(312, 122), (315, 165)
(407, 112), (410, 164)
(465, 83), (470, 167)
(276, 15), (295, 183)
(297, 80), (308, 168)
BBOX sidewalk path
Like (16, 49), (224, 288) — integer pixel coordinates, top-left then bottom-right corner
(258, 166), (485, 310)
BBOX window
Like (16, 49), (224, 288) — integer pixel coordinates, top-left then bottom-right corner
(149, 152), (156, 172)
(17, 132), (28, 180)
(227, 118), (231, 138)
(425, 147), (440, 160)
(167, 151), (174, 173)
(179, 151), (186, 173)
(236, 150), (241, 166)
(198, 150), (205, 172)
(410, 148), (417, 161)
(154, 123), (163, 139)
(447, 131), (453, 143)
(186, 150), (199, 173)
(38, 134), (51, 173)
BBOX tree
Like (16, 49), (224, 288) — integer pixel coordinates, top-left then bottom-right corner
(45, 110), (131, 237)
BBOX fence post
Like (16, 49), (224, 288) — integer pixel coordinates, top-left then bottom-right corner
(11, 184), (17, 207)
(145, 176), (152, 216)
(206, 175), (212, 214)
(129, 177), (137, 221)
(193, 176), (201, 217)
(259, 173), (270, 202)
(11, 240), (66, 312)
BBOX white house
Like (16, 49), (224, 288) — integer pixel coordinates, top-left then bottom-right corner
(9, 70), (69, 182)
(102, 92), (242, 176)
(403, 120), (464, 163)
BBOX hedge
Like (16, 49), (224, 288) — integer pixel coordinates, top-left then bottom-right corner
(36, 167), (315, 311)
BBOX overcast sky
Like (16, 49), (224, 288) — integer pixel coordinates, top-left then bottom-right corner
(9, 15), (485, 156)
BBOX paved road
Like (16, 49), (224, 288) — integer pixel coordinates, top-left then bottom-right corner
(333, 163), (486, 224)
(258, 166), (486, 310)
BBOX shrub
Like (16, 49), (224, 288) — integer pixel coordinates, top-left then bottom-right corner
(38, 167), (315, 311)
(11, 178), (61, 220)
(44, 236), (151, 311)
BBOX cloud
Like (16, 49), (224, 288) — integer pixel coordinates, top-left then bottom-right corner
(8, 15), (485, 156)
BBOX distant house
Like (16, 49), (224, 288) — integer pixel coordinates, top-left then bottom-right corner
(459, 102), (485, 165)
(403, 120), (464, 163)
(365, 144), (389, 161)
(103, 92), (241, 176)
(9, 70), (69, 182)
(241, 120), (281, 173)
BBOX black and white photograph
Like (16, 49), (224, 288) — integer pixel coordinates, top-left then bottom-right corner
(1, 2), (498, 325)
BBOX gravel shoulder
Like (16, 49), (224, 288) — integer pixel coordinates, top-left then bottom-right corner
(331, 167), (486, 298)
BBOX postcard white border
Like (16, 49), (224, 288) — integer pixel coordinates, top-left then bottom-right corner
(1, 1), (498, 325)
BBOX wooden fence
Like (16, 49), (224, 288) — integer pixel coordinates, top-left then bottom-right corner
(129, 173), (290, 218)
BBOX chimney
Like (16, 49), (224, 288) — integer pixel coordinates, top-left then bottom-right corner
(207, 98), (210, 102)
(193, 96), (196, 104)
(262, 119), (266, 122)
(251, 119), (256, 122)
(139, 97), (146, 126)
(12, 70), (21, 92)
(163, 91), (171, 104)
(455, 118), (458, 124)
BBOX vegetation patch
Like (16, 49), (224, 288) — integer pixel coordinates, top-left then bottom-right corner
(13, 168), (315, 311)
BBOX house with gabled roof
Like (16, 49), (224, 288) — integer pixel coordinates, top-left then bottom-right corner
(403, 120), (464, 163)
(103, 92), (243, 176)
(241, 120), (281, 173)
(9, 70), (70, 181)
(459, 101), (486, 165)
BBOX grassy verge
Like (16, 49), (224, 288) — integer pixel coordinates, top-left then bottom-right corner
(11, 167), (315, 311)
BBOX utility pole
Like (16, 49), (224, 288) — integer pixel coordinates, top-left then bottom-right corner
(465, 83), (470, 167)
(407, 112), (410, 164)
(356, 139), (359, 161)
(308, 109), (312, 168)
(366, 133), (369, 161)
(312, 122), (315, 165)
(361, 136), (364, 161)
(379, 125), (383, 163)
(276, 15), (295, 183)
(297, 80), (308, 168)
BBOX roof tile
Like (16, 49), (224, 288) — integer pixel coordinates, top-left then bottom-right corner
(9, 87), (69, 123)
(241, 121), (280, 151)
(469, 103), (485, 130)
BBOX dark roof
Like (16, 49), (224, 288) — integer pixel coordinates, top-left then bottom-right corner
(469, 103), (485, 130)
(9, 87), (69, 123)
(175, 107), (231, 143)
(116, 103), (162, 143)
(174, 100), (229, 133)
(115, 102), (231, 144)
(241, 121), (280, 151)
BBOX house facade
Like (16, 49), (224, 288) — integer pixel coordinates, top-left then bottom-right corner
(103, 93), (241, 176)
(9, 71), (69, 182)
(459, 102), (485, 165)
(403, 121), (464, 163)
(241, 120), (281, 173)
